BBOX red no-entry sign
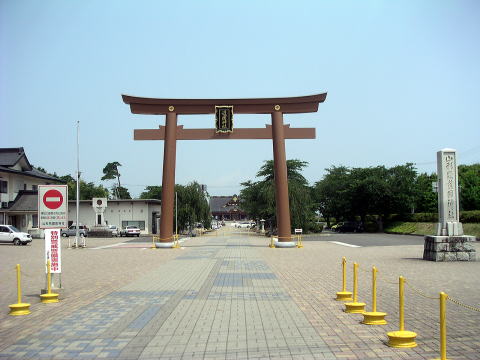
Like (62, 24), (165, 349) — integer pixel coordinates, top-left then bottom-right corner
(38, 185), (68, 229)
(43, 189), (64, 210)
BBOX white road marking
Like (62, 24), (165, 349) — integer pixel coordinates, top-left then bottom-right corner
(90, 242), (127, 249)
(328, 241), (361, 248)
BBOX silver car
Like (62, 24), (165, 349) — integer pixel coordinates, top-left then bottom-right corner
(61, 225), (88, 237)
(120, 226), (141, 237)
(0, 225), (32, 245)
(108, 225), (119, 237)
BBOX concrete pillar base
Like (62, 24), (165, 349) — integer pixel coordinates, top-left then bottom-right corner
(155, 242), (175, 248)
(275, 241), (296, 248)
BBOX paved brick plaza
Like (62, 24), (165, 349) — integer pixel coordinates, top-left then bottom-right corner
(0, 228), (479, 359)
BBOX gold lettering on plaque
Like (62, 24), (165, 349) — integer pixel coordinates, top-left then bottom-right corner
(215, 106), (233, 133)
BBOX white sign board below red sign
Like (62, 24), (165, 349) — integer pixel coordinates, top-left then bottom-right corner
(38, 185), (68, 229)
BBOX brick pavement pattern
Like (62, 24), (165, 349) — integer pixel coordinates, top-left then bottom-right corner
(0, 228), (479, 359)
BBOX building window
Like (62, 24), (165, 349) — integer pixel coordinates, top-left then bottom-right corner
(0, 180), (7, 193)
(23, 184), (27, 190)
(32, 214), (38, 228)
(32, 185), (38, 191)
(121, 220), (145, 230)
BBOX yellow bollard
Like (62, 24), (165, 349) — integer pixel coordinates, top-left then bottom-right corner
(296, 235), (303, 248)
(362, 266), (387, 325)
(269, 236), (275, 248)
(336, 257), (353, 301)
(9, 264), (31, 315)
(172, 234), (180, 249)
(433, 292), (448, 360)
(387, 276), (417, 348)
(150, 235), (157, 249)
(344, 263), (366, 313)
(40, 259), (59, 303)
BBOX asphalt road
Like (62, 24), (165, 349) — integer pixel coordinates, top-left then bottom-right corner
(305, 231), (426, 247)
(120, 231), (428, 247)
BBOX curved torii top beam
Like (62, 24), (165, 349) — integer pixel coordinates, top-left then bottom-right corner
(122, 93), (327, 115)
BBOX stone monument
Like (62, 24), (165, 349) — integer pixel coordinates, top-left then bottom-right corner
(88, 198), (112, 237)
(423, 149), (476, 261)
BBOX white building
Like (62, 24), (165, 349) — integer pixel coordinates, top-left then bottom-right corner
(0, 148), (62, 230)
(0, 147), (161, 236)
(68, 199), (161, 235)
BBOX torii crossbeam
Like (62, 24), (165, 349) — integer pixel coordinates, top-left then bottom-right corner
(122, 93), (327, 246)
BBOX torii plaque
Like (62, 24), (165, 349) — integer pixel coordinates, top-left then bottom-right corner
(122, 93), (327, 247)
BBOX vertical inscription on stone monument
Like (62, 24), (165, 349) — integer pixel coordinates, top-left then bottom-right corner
(444, 153), (456, 221)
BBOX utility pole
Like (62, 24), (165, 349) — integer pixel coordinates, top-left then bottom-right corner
(75, 121), (80, 248)
(175, 191), (178, 237)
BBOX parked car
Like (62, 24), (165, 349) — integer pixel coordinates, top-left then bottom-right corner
(236, 221), (255, 228)
(61, 225), (88, 237)
(0, 225), (32, 245)
(120, 225), (141, 237)
(336, 221), (364, 233)
(108, 225), (119, 237)
(331, 222), (342, 231)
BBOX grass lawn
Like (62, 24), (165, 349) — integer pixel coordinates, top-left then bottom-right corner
(384, 222), (480, 239)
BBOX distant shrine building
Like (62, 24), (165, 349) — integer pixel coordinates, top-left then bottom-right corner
(210, 195), (247, 221)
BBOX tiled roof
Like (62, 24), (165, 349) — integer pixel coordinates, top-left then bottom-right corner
(0, 165), (62, 182)
(0, 148), (27, 167)
(209, 196), (244, 214)
(0, 147), (62, 182)
(7, 191), (38, 212)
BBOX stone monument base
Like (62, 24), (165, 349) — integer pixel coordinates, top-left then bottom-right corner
(423, 235), (476, 261)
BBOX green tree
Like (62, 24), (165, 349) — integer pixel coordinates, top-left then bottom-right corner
(459, 164), (480, 210)
(386, 163), (417, 215)
(57, 174), (108, 200)
(313, 166), (352, 226)
(240, 159), (315, 231)
(140, 186), (162, 200)
(314, 163), (418, 228)
(115, 186), (131, 200)
(414, 172), (437, 213)
(34, 166), (109, 200)
(348, 166), (390, 223)
(175, 182), (211, 232)
(101, 162), (122, 198)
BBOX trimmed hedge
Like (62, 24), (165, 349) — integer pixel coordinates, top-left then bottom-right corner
(307, 222), (324, 233)
(461, 210), (480, 223)
(387, 210), (480, 223)
(364, 221), (379, 233)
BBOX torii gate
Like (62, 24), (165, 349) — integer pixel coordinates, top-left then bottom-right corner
(122, 93), (327, 247)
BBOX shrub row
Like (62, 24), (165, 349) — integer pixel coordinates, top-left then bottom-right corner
(387, 210), (480, 223)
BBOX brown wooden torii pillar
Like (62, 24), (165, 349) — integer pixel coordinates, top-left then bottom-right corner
(122, 94), (327, 246)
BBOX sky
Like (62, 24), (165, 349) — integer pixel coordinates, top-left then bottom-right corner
(1, 0), (479, 198)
